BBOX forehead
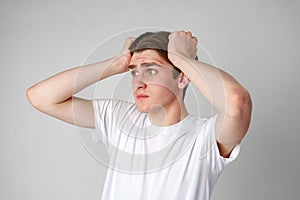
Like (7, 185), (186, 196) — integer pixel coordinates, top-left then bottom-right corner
(129, 49), (173, 68)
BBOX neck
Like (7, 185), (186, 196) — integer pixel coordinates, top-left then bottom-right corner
(149, 102), (188, 127)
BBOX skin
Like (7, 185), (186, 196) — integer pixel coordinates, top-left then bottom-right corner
(26, 31), (252, 158)
(128, 50), (189, 126)
(168, 31), (252, 157)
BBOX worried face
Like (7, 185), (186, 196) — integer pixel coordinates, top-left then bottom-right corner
(128, 50), (182, 113)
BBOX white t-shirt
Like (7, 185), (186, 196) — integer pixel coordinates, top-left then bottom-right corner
(93, 99), (240, 200)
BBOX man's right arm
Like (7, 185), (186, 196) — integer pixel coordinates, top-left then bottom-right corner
(26, 38), (135, 128)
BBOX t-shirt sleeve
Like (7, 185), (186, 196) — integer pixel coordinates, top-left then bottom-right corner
(92, 99), (123, 146)
(92, 99), (135, 149)
(200, 115), (241, 173)
(92, 99), (111, 145)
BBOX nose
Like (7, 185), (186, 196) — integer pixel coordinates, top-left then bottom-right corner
(133, 75), (147, 90)
(137, 82), (146, 89)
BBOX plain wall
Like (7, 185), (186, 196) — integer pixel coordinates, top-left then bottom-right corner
(1, 0), (299, 199)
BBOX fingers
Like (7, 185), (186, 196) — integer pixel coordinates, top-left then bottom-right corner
(126, 37), (136, 44)
(124, 37), (136, 49)
(185, 31), (198, 43)
(121, 37), (136, 54)
(186, 31), (192, 37)
(172, 30), (198, 44)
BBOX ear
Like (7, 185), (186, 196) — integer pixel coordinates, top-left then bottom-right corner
(178, 73), (190, 89)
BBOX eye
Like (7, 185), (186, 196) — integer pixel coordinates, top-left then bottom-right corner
(130, 70), (139, 77)
(146, 69), (157, 76)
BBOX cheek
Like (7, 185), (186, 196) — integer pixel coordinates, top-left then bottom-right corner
(150, 80), (178, 97)
(155, 77), (178, 93)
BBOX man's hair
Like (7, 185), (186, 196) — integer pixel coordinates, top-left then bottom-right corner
(128, 31), (189, 98)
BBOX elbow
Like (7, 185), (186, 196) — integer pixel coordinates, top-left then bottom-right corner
(26, 85), (44, 110)
(26, 86), (37, 108)
(226, 87), (252, 118)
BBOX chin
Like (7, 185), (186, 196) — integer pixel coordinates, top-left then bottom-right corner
(136, 106), (150, 113)
(135, 103), (150, 113)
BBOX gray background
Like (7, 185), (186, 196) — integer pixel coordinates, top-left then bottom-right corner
(1, 0), (299, 199)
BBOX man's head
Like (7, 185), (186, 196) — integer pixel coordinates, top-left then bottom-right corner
(129, 31), (182, 80)
(127, 31), (190, 113)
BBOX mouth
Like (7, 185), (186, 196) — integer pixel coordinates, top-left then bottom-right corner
(136, 94), (149, 100)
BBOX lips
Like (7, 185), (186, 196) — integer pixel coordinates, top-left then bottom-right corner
(136, 94), (149, 99)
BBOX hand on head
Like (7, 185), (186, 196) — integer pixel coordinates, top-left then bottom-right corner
(110, 37), (136, 74)
(168, 30), (198, 64)
(113, 30), (199, 74)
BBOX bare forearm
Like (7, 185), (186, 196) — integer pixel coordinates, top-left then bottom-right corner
(168, 31), (252, 155)
(173, 57), (252, 151)
(26, 37), (133, 128)
(27, 57), (121, 107)
(172, 57), (249, 114)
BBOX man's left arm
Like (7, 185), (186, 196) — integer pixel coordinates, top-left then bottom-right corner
(168, 31), (252, 158)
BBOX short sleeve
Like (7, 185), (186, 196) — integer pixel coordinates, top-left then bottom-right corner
(92, 99), (121, 147)
(199, 115), (241, 173)
(92, 99), (110, 145)
(92, 99), (137, 149)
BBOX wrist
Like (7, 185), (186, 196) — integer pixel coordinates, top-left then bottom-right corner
(107, 56), (128, 74)
(169, 54), (195, 70)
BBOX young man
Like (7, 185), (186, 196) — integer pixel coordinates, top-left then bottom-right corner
(27, 30), (252, 200)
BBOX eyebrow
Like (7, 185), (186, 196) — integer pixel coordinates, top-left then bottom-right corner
(128, 62), (162, 70)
